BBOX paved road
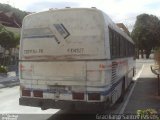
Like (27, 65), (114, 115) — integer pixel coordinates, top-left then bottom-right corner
(124, 63), (160, 114)
(135, 59), (154, 73)
(0, 86), (59, 119)
(0, 59), (153, 120)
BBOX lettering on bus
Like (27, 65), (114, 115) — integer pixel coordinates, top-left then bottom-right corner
(67, 48), (84, 54)
(24, 49), (43, 54)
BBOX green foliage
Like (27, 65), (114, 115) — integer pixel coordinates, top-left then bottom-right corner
(137, 109), (159, 120)
(0, 3), (27, 22)
(0, 66), (7, 73)
(14, 34), (20, 48)
(0, 29), (13, 49)
(0, 26), (20, 50)
(0, 24), (5, 31)
(0, 3), (24, 48)
(154, 47), (160, 52)
(131, 13), (160, 58)
(153, 47), (160, 67)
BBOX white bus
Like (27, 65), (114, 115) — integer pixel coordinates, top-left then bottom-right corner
(19, 8), (135, 111)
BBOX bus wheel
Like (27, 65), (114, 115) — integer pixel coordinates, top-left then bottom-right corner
(118, 78), (125, 103)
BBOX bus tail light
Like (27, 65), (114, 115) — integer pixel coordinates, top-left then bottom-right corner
(72, 92), (84, 100)
(88, 93), (100, 100)
(22, 90), (31, 97)
(33, 90), (43, 98)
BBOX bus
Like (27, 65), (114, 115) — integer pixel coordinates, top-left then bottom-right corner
(19, 8), (135, 111)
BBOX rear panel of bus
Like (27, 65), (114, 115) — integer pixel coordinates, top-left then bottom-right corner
(19, 9), (113, 103)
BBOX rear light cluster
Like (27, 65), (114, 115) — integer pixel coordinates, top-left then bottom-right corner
(88, 93), (100, 100)
(21, 89), (100, 101)
(72, 92), (100, 101)
(72, 92), (84, 100)
(33, 90), (43, 97)
(22, 90), (43, 98)
(22, 90), (31, 96)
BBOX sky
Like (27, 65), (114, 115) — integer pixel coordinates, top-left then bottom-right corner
(0, 0), (160, 31)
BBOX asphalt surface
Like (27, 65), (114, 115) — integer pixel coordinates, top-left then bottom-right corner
(0, 86), (59, 114)
(124, 63), (160, 114)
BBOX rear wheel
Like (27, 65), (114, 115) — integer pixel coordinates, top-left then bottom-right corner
(118, 77), (125, 103)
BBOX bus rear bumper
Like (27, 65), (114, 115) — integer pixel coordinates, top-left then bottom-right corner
(19, 97), (110, 111)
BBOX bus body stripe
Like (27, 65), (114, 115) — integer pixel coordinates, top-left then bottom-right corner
(23, 76), (123, 96)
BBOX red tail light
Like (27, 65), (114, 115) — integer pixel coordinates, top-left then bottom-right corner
(72, 92), (84, 100)
(88, 93), (100, 100)
(33, 90), (43, 98)
(22, 90), (31, 96)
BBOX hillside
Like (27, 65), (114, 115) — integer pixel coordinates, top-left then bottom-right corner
(0, 3), (27, 22)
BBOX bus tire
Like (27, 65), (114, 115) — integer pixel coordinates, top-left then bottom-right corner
(118, 78), (125, 103)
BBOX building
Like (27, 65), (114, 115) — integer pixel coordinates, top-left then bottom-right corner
(116, 23), (130, 36)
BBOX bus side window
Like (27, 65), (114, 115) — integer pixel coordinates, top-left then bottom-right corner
(109, 28), (113, 58)
(116, 33), (120, 57)
(120, 36), (123, 57)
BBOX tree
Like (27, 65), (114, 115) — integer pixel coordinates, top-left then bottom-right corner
(0, 27), (20, 66)
(0, 29), (14, 50)
(0, 26), (19, 49)
(131, 14), (160, 59)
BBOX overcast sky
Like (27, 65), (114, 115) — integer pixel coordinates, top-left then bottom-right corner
(0, 0), (160, 31)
